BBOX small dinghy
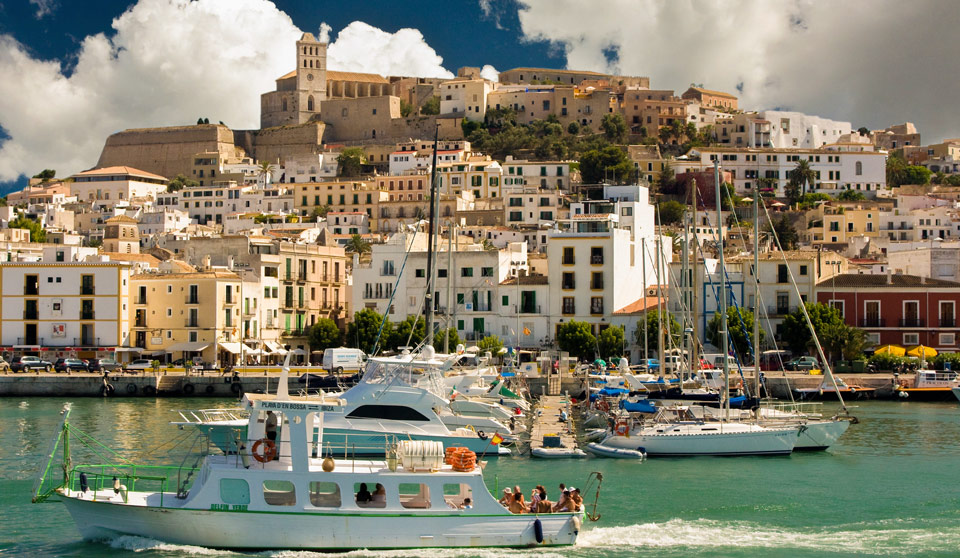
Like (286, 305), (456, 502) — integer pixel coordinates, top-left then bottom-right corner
(582, 428), (607, 443)
(584, 442), (646, 460)
(531, 447), (587, 459)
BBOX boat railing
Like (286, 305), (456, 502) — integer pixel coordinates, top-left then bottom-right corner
(758, 400), (825, 418)
(67, 463), (198, 508)
(173, 408), (250, 424)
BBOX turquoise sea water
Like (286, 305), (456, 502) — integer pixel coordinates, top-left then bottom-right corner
(1, 397), (959, 557)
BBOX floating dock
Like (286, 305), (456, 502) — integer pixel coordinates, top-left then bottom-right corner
(528, 394), (582, 457)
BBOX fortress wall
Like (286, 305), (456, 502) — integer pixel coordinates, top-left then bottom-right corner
(95, 124), (235, 179)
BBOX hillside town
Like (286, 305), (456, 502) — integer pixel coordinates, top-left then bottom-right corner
(3, 32), (959, 372)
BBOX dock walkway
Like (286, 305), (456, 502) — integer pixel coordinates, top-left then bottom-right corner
(528, 394), (578, 453)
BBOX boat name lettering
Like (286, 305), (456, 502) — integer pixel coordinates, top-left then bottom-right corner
(260, 401), (338, 412)
(209, 504), (247, 511)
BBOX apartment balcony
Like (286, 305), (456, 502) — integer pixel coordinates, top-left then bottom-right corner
(591, 255), (604, 265)
(296, 273), (307, 284)
(23, 310), (39, 320)
(80, 311), (95, 320)
(463, 330), (492, 341)
(899, 318), (925, 327)
(939, 317), (956, 327)
(17, 337), (44, 345)
(561, 281), (576, 290)
(134, 318), (148, 328)
(242, 307), (256, 317)
(516, 304), (542, 314)
(23, 286), (39, 295)
(561, 305), (576, 315)
(80, 285), (96, 295)
(185, 295), (200, 304)
(859, 317), (886, 328)
(134, 296), (148, 305)
(73, 337), (100, 347)
(768, 305), (796, 316)
(590, 303), (604, 315)
(185, 318), (200, 328)
(282, 329), (305, 337)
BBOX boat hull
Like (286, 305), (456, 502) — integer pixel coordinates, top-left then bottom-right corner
(793, 419), (850, 451)
(597, 426), (797, 456)
(893, 388), (960, 401)
(953, 387), (960, 402)
(793, 388), (875, 401)
(60, 494), (579, 550)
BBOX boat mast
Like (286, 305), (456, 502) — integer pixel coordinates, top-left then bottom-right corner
(753, 192), (761, 399)
(690, 179), (699, 383)
(444, 219), (453, 353)
(714, 159), (729, 419)
(642, 240), (648, 365)
(656, 232), (665, 377)
(424, 125), (440, 348)
(681, 208), (690, 385)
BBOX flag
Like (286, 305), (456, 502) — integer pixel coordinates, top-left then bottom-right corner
(490, 433), (504, 445)
(449, 387), (459, 400)
(523, 327), (531, 335)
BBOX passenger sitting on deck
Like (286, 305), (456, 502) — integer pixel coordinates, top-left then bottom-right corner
(571, 488), (583, 511)
(513, 486), (525, 509)
(508, 492), (526, 514)
(460, 497), (473, 509)
(528, 488), (541, 513)
(559, 409), (568, 423)
(372, 483), (386, 506)
(356, 483), (372, 505)
(553, 489), (572, 512)
(499, 487), (513, 507)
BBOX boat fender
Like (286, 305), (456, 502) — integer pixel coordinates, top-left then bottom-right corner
(636, 446), (646, 456)
(205, 384), (215, 394)
(571, 515), (581, 534)
(142, 385), (156, 396)
(125, 383), (137, 395)
(79, 472), (88, 493)
(477, 430), (487, 440)
(230, 382), (243, 394)
(533, 518), (544, 544)
(182, 383), (196, 395)
(322, 456), (335, 472)
(252, 438), (278, 463)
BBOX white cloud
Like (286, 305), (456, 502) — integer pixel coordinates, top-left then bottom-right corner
(29, 0), (57, 19)
(0, 3), (455, 183)
(325, 21), (453, 79)
(514, 0), (960, 142)
(480, 64), (499, 82)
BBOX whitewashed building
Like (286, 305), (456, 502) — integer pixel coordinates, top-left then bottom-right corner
(69, 166), (168, 207)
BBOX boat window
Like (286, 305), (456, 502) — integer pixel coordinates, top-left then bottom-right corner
(262, 480), (296, 506)
(220, 479), (250, 505)
(309, 481), (341, 507)
(443, 483), (473, 509)
(345, 405), (430, 421)
(354, 482), (387, 508)
(399, 483), (431, 509)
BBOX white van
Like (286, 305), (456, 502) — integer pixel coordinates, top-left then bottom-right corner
(322, 348), (366, 373)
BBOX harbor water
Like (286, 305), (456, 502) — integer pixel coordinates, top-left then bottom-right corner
(2, 398), (959, 557)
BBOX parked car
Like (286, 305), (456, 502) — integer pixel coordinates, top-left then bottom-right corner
(54, 358), (89, 373)
(785, 356), (820, 371)
(124, 359), (155, 372)
(0, 356), (10, 372)
(10, 355), (53, 372)
(89, 358), (122, 373)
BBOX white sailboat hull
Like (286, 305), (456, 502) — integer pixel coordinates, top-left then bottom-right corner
(60, 494), (580, 549)
(596, 424), (798, 456)
(793, 419), (850, 451)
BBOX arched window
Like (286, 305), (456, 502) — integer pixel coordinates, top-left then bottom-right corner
(307, 96), (314, 111)
(855, 161), (863, 176)
(303, 60), (307, 68)
(282, 98), (287, 112)
(372, 129), (376, 138)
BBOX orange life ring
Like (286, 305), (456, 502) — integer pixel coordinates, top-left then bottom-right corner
(251, 438), (277, 463)
(615, 419), (630, 437)
(598, 400), (610, 413)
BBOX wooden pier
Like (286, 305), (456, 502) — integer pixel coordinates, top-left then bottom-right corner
(528, 394), (579, 453)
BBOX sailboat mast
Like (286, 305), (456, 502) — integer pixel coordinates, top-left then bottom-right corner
(691, 179), (699, 382)
(444, 219), (453, 353)
(642, 241), (648, 365)
(656, 233), (665, 376)
(424, 125), (440, 348)
(753, 192), (761, 399)
(681, 211), (689, 384)
(714, 159), (729, 418)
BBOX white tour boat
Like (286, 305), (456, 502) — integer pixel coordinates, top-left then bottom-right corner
(35, 371), (597, 551)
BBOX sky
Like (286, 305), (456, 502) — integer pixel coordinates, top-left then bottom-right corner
(1, 0), (959, 195)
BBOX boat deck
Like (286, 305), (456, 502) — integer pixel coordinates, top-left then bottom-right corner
(529, 395), (579, 454)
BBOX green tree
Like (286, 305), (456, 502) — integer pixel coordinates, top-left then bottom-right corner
(836, 189), (867, 201)
(257, 161), (275, 184)
(884, 151), (929, 188)
(756, 177), (778, 197)
(86, 237), (102, 248)
(32, 169), (56, 181)
(767, 214), (798, 250)
(857, 126), (870, 136)
(166, 173), (199, 192)
(477, 335), (504, 355)
(788, 159), (817, 199)
(253, 214), (273, 224)
(600, 113), (627, 143)
(388, 315), (426, 351)
(567, 121), (580, 135)
(902, 165), (932, 186)
(946, 174), (960, 186)
(434, 327), (461, 350)
(707, 307), (764, 362)
(579, 146), (633, 184)
(421, 96), (440, 115)
(658, 125), (674, 145)
(400, 99), (414, 117)
(345, 234), (371, 254)
(819, 321), (867, 362)
(597, 326), (625, 360)
(657, 200), (686, 225)
(337, 148), (366, 177)
(635, 310), (682, 356)
(311, 205), (330, 221)
(653, 160), (676, 194)
(346, 309), (392, 355)
(308, 318), (343, 352)
(556, 320), (597, 361)
(780, 302), (844, 355)
(797, 192), (833, 210)
(9, 216), (45, 243)
(461, 118), (482, 136)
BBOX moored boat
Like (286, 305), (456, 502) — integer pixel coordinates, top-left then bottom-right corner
(893, 370), (960, 401)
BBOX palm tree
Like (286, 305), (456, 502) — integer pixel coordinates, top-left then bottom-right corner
(345, 234), (371, 254)
(788, 159), (816, 196)
(257, 161), (275, 186)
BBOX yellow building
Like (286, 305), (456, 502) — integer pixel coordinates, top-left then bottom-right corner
(437, 158), (503, 198)
(803, 203), (882, 245)
(130, 270), (242, 365)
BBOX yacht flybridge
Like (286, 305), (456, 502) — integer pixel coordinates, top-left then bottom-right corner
(35, 368), (597, 550)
